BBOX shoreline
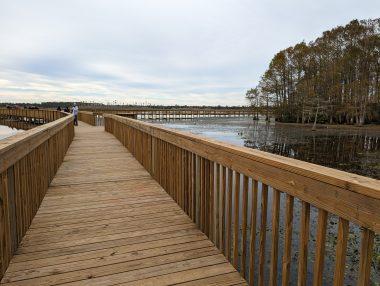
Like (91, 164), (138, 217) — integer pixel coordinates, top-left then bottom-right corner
(157, 118), (380, 132)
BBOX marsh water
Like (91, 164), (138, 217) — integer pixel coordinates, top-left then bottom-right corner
(154, 118), (379, 285)
(156, 118), (380, 179)
(0, 118), (38, 140)
(0, 124), (23, 140)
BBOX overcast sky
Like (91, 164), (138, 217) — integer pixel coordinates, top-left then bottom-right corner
(0, 0), (379, 105)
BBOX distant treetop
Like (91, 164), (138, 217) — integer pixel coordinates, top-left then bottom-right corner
(247, 18), (380, 125)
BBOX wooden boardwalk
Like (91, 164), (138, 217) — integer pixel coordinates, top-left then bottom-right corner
(0, 124), (247, 286)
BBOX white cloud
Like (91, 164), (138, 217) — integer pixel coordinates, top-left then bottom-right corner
(0, 0), (379, 105)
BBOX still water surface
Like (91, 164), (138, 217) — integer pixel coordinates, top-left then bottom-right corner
(156, 118), (380, 179)
(0, 125), (23, 140)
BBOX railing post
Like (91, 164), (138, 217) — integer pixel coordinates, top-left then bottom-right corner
(6, 167), (17, 254)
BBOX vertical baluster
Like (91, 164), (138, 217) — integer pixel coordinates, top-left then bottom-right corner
(297, 201), (310, 286)
(196, 155), (201, 228)
(202, 158), (207, 232)
(195, 155), (200, 227)
(156, 139), (160, 185)
(198, 157), (204, 231)
(204, 159), (210, 236)
(176, 147), (180, 204)
(240, 175), (249, 278)
(312, 209), (328, 286)
(181, 148), (185, 209)
(258, 183), (269, 286)
(233, 172), (241, 268)
(202, 158), (207, 233)
(209, 161), (214, 243)
(281, 194), (294, 286)
(269, 189), (281, 286)
(357, 228), (375, 286)
(166, 143), (170, 195)
(176, 147), (180, 206)
(192, 153), (197, 223)
(167, 143), (172, 197)
(163, 142), (167, 191)
(333, 218), (349, 286)
(215, 163), (220, 248)
(172, 144), (175, 198)
(180, 148), (184, 209)
(162, 141), (165, 191)
(162, 141), (165, 189)
(249, 179), (259, 286)
(14, 162), (22, 244)
(168, 143), (174, 198)
(172, 145), (176, 201)
(182, 150), (185, 210)
(186, 150), (191, 218)
(187, 151), (191, 216)
(226, 169), (233, 261)
(171, 144), (174, 197)
(220, 166), (226, 255)
(187, 152), (191, 218)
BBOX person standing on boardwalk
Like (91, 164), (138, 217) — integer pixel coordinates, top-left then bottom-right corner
(72, 103), (79, 126)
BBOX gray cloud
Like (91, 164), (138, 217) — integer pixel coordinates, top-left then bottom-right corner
(0, 0), (379, 105)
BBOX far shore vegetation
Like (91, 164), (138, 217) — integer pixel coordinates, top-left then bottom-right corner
(246, 18), (380, 128)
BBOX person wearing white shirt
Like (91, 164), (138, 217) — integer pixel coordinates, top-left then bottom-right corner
(72, 103), (79, 126)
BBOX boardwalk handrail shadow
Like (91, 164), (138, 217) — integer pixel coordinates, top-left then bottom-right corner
(0, 112), (74, 279)
(104, 113), (379, 286)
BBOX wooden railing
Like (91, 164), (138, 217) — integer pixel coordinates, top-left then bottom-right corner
(0, 108), (66, 123)
(78, 111), (96, 126)
(78, 108), (255, 126)
(0, 119), (35, 131)
(0, 114), (74, 279)
(104, 114), (379, 286)
(83, 108), (255, 119)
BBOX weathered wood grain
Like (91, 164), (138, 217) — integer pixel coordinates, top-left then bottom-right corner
(0, 113), (73, 280)
(103, 114), (380, 286)
(0, 123), (246, 286)
(103, 114), (380, 232)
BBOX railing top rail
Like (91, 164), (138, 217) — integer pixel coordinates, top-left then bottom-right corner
(104, 113), (379, 198)
(105, 114), (380, 233)
(0, 114), (74, 174)
(0, 107), (63, 112)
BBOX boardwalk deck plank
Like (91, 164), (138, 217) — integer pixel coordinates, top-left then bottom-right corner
(0, 124), (246, 286)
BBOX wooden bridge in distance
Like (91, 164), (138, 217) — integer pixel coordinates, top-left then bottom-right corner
(0, 109), (379, 286)
(78, 107), (256, 126)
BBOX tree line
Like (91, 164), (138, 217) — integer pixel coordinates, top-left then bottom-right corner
(246, 18), (380, 126)
(0, 102), (246, 110)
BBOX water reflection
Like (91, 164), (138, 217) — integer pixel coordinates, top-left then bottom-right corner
(242, 122), (379, 179)
(158, 118), (380, 179)
(0, 120), (30, 140)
